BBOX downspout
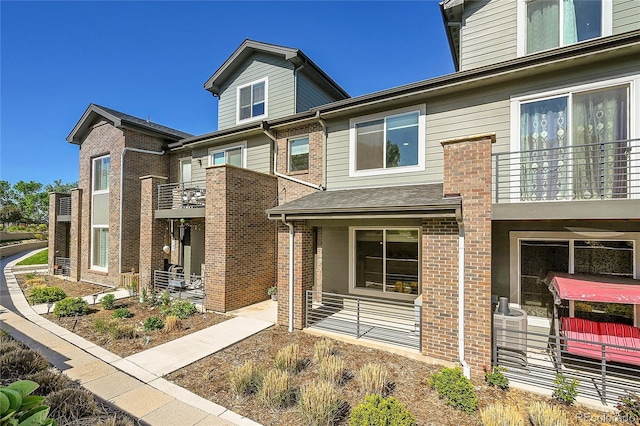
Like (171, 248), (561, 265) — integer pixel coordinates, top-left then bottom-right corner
(281, 214), (295, 332)
(261, 122), (324, 190)
(456, 207), (471, 379)
(119, 147), (165, 274)
(315, 111), (328, 189)
(293, 64), (305, 115)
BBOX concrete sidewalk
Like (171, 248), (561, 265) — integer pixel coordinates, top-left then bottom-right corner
(1, 251), (270, 426)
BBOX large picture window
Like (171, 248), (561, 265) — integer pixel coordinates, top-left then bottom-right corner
(92, 227), (109, 270)
(93, 155), (110, 192)
(91, 155), (110, 271)
(237, 78), (267, 123)
(351, 228), (420, 299)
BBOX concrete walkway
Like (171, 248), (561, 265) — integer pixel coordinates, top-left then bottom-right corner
(1, 250), (272, 426)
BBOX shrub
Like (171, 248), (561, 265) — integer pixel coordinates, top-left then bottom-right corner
(616, 392), (640, 422)
(100, 293), (116, 310)
(313, 338), (334, 364)
(0, 348), (50, 380)
(143, 316), (164, 331)
(29, 285), (66, 304)
(274, 343), (302, 373)
(160, 291), (171, 306)
(350, 394), (415, 426)
(92, 317), (114, 333)
(24, 272), (37, 280)
(166, 300), (196, 319)
(299, 380), (345, 426)
(358, 363), (388, 396)
(107, 324), (137, 340)
(45, 387), (98, 424)
(528, 401), (568, 426)
(164, 315), (181, 332)
(484, 366), (509, 390)
(113, 307), (132, 319)
(229, 360), (263, 396)
(480, 404), (524, 426)
(53, 297), (89, 317)
(552, 373), (579, 406)
(0, 337), (25, 355)
(25, 369), (73, 395)
(428, 367), (477, 414)
(258, 369), (295, 408)
(319, 355), (345, 386)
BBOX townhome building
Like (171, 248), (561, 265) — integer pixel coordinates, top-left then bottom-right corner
(50, 0), (640, 385)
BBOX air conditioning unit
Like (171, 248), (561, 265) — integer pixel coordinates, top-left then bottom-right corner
(493, 305), (528, 353)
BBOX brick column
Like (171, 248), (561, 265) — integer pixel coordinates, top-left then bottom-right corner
(69, 189), (83, 281)
(205, 166), (227, 312)
(439, 133), (495, 379)
(277, 220), (314, 330)
(139, 176), (167, 291)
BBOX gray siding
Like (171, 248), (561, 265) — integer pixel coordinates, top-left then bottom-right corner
(613, 0), (640, 34)
(296, 73), (337, 113)
(460, 0), (517, 71)
(218, 52), (295, 130)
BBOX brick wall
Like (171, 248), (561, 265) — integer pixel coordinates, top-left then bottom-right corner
(139, 176), (168, 290)
(439, 133), (495, 378)
(204, 165), (277, 312)
(69, 189), (82, 281)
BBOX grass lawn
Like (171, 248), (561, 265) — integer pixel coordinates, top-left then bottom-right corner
(17, 249), (48, 265)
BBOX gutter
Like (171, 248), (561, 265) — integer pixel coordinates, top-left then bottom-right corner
(119, 147), (165, 274)
(455, 207), (471, 379)
(261, 122), (324, 190)
(281, 214), (295, 332)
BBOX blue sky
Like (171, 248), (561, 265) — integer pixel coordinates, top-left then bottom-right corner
(1, 1), (454, 185)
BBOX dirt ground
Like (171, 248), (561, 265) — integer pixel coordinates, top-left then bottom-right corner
(15, 273), (106, 300)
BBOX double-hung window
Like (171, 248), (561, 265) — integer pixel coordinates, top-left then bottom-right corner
(518, 0), (612, 55)
(288, 136), (309, 172)
(350, 227), (421, 300)
(349, 105), (425, 177)
(209, 143), (246, 168)
(91, 155), (110, 271)
(513, 78), (635, 202)
(237, 78), (267, 123)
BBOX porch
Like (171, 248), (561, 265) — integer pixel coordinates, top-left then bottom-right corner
(152, 269), (205, 311)
(156, 180), (206, 218)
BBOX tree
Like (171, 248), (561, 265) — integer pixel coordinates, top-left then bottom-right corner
(13, 180), (46, 223)
(0, 204), (22, 223)
(44, 179), (77, 194)
(0, 180), (17, 207)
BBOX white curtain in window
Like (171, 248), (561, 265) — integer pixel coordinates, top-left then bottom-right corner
(527, 0), (560, 53)
(563, 0), (578, 44)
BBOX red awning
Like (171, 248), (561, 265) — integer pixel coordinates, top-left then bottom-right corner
(549, 272), (640, 304)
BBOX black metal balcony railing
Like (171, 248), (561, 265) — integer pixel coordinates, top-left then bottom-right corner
(58, 197), (71, 216)
(152, 270), (205, 310)
(157, 180), (206, 210)
(493, 139), (639, 203)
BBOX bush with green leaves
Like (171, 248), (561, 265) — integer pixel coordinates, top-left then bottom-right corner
(160, 292), (171, 306)
(52, 297), (89, 318)
(349, 394), (415, 426)
(552, 373), (579, 406)
(143, 316), (164, 331)
(100, 294), (116, 310)
(0, 379), (56, 426)
(428, 367), (477, 414)
(112, 308), (132, 319)
(162, 300), (196, 319)
(29, 286), (66, 304)
(616, 392), (640, 421)
(484, 366), (509, 390)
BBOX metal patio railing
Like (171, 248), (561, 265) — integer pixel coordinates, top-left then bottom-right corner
(305, 291), (421, 350)
(493, 325), (640, 405)
(58, 196), (71, 216)
(54, 257), (70, 277)
(157, 180), (207, 210)
(152, 270), (205, 310)
(492, 139), (639, 203)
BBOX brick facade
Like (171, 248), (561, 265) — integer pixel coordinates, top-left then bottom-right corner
(204, 165), (277, 312)
(69, 189), (82, 281)
(139, 176), (168, 290)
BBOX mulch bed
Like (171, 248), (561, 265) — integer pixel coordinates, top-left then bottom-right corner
(14, 273), (107, 300)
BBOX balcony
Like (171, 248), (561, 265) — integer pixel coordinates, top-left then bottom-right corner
(492, 139), (639, 220)
(57, 196), (71, 222)
(156, 180), (206, 218)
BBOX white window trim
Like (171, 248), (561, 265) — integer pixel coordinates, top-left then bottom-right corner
(92, 155), (110, 195)
(509, 75), (640, 201)
(348, 226), (422, 302)
(509, 231), (639, 326)
(348, 105), (426, 178)
(288, 136), (310, 173)
(516, 0), (612, 57)
(235, 77), (268, 125)
(208, 141), (248, 168)
(90, 225), (109, 272)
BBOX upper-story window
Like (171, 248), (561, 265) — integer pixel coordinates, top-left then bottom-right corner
(288, 136), (309, 172)
(237, 78), (267, 123)
(209, 142), (246, 168)
(92, 155), (110, 193)
(349, 105), (425, 177)
(519, 0), (612, 55)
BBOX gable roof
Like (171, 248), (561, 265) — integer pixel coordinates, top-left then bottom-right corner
(440, 0), (464, 71)
(203, 39), (349, 99)
(67, 104), (192, 144)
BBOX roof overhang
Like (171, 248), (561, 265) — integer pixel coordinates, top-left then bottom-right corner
(67, 104), (124, 144)
(440, 0), (464, 71)
(266, 183), (461, 221)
